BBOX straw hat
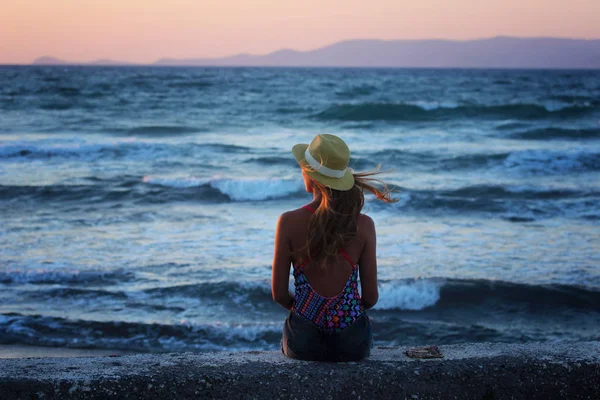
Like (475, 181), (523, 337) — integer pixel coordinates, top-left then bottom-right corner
(292, 134), (354, 191)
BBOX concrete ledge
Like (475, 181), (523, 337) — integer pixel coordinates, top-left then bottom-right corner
(1, 341), (599, 399)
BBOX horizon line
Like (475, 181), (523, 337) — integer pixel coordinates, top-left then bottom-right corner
(14, 35), (600, 65)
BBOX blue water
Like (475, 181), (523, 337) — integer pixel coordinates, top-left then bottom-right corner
(0, 66), (599, 352)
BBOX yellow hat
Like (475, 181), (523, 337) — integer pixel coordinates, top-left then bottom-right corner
(292, 134), (354, 191)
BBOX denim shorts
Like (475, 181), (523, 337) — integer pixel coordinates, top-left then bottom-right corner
(281, 311), (373, 362)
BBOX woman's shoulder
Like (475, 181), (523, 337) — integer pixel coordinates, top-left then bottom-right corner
(357, 213), (376, 235)
(277, 207), (310, 225)
(358, 213), (375, 226)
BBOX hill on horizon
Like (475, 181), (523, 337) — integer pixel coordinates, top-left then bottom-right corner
(32, 36), (600, 68)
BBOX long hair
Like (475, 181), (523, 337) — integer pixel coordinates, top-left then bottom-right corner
(302, 166), (397, 268)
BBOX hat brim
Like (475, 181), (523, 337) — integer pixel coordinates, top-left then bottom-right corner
(292, 143), (354, 191)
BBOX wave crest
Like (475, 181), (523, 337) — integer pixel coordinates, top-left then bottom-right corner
(375, 279), (442, 310)
(0, 267), (134, 285)
(143, 176), (303, 201)
(315, 102), (595, 121)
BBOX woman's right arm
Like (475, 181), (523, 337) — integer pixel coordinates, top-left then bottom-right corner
(358, 215), (378, 309)
(271, 212), (294, 310)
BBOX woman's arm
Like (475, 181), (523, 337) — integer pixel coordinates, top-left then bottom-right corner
(358, 215), (378, 309)
(271, 212), (294, 310)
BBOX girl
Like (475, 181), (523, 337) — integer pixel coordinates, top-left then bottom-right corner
(271, 133), (396, 361)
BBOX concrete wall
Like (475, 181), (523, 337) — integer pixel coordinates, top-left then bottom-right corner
(1, 341), (599, 399)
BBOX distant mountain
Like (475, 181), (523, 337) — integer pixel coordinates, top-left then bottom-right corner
(32, 56), (133, 66)
(32, 56), (69, 65)
(33, 37), (600, 68)
(88, 59), (135, 66)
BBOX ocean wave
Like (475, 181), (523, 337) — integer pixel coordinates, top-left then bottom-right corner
(243, 156), (296, 166)
(196, 143), (252, 153)
(314, 102), (596, 121)
(0, 267), (134, 285)
(0, 175), (302, 204)
(143, 280), (272, 305)
(142, 176), (209, 188)
(375, 279), (442, 310)
(508, 127), (600, 140)
(2, 176), (597, 217)
(0, 313), (282, 352)
(35, 86), (82, 97)
(0, 140), (251, 161)
(436, 278), (600, 310)
(144, 176), (303, 201)
(334, 84), (378, 98)
(438, 153), (509, 170)
(367, 148), (600, 174)
(2, 277), (598, 351)
(501, 149), (600, 174)
(166, 80), (213, 89)
(383, 184), (600, 219)
(33, 287), (129, 300)
(495, 122), (530, 131)
(368, 149), (507, 170)
(0, 142), (116, 160)
(373, 278), (600, 311)
(211, 178), (302, 201)
(437, 184), (593, 200)
(3, 139), (596, 178)
(547, 95), (600, 106)
(369, 149), (439, 167)
(141, 277), (600, 313)
(115, 125), (207, 136)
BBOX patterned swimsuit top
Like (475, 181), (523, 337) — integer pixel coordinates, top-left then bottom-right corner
(292, 205), (365, 333)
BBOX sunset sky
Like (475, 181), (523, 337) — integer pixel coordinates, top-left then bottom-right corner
(1, 0), (599, 64)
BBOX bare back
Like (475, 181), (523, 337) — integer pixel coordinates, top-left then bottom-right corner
(277, 204), (378, 306)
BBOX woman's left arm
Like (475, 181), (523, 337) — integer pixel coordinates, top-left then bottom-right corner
(271, 212), (294, 310)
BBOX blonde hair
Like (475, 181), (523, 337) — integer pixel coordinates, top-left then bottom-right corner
(301, 166), (397, 268)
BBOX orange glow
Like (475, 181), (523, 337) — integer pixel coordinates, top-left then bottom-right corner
(1, 0), (599, 64)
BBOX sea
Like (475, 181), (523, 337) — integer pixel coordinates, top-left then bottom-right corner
(0, 66), (599, 355)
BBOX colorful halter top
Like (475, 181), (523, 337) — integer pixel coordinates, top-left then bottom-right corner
(292, 205), (365, 333)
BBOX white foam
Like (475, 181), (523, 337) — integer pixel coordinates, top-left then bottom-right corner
(143, 175), (302, 201)
(375, 279), (442, 310)
(210, 178), (302, 201)
(142, 176), (209, 188)
(408, 100), (460, 110)
(209, 322), (281, 342)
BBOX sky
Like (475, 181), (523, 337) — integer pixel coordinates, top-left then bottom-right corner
(1, 0), (599, 64)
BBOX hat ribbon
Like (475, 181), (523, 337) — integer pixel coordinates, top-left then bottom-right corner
(304, 148), (346, 178)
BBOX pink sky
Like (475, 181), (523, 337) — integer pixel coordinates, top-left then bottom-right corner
(1, 0), (599, 64)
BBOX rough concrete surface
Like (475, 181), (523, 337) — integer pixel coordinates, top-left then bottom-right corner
(0, 341), (599, 399)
